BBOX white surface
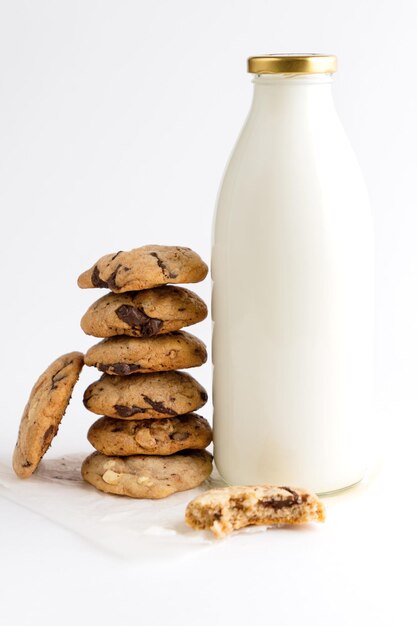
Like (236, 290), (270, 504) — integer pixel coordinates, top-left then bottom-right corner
(213, 72), (373, 491)
(0, 448), (415, 626)
(0, 0), (416, 624)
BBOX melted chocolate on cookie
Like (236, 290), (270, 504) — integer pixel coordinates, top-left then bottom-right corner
(115, 304), (163, 337)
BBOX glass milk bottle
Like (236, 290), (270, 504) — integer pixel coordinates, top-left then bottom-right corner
(212, 54), (373, 494)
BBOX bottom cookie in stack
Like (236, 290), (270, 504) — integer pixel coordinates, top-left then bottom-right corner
(82, 414), (213, 499)
(82, 447), (213, 499)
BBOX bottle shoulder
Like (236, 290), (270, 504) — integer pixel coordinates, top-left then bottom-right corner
(216, 108), (367, 207)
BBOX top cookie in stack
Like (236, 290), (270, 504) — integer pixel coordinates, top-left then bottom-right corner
(78, 245), (212, 499)
(78, 244), (208, 293)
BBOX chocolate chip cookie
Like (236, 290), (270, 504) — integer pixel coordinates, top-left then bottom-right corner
(77, 245), (208, 293)
(80, 286), (207, 338)
(84, 370), (208, 419)
(84, 331), (207, 375)
(13, 352), (84, 478)
(81, 449), (213, 498)
(185, 485), (325, 538)
(87, 413), (212, 456)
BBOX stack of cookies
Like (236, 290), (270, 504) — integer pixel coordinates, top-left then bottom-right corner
(78, 245), (213, 499)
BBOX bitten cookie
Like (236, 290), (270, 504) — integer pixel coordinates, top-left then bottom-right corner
(77, 245), (208, 293)
(80, 286), (207, 338)
(185, 485), (325, 538)
(84, 331), (207, 375)
(13, 352), (84, 478)
(87, 413), (212, 456)
(84, 370), (208, 419)
(81, 450), (213, 498)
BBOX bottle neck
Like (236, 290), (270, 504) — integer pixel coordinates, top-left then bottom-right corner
(250, 73), (335, 116)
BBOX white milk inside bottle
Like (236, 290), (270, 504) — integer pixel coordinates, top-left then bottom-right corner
(212, 54), (374, 494)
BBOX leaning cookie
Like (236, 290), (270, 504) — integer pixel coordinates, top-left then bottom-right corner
(84, 331), (207, 375)
(80, 286), (207, 338)
(81, 450), (213, 499)
(87, 414), (212, 456)
(84, 370), (208, 419)
(185, 485), (325, 538)
(13, 352), (84, 478)
(77, 245), (208, 293)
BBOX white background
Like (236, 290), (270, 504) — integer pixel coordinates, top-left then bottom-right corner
(1, 1), (416, 625)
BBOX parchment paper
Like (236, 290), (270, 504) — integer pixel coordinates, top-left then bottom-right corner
(0, 454), (230, 561)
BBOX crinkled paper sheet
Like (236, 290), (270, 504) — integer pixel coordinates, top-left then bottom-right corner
(2, 453), (350, 561)
(0, 454), (232, 561)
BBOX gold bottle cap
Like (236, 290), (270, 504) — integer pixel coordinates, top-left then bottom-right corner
(247, 54), (337, 75)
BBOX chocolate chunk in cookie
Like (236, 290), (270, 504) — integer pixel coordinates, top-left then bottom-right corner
(81, 450), (213, 499)
(84, 370), (208, 419)
(84, 331), (207, 375)
(13, 352), (84, 478)
(87, 413), (212, 456)
(80, 286), (207, 338)
(185, 485), (325, 538)
(77, 245), (208, 293)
